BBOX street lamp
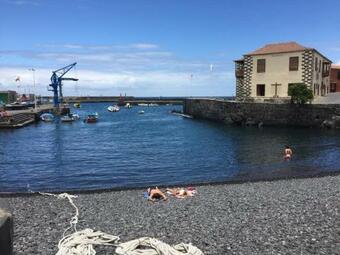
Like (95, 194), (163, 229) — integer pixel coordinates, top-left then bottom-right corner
(28, 68), (37, 111)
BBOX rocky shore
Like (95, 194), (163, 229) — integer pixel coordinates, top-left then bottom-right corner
(2, 175), (339, 254)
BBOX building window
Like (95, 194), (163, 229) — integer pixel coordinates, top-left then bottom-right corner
(338, 71), (340, 80)
(319, 60), (321, 72)
(315, 57), (318, 71)
(256, 84), (265, 96)
(289, 57), (299, 71)
(331, 83), (336, 93)
(257, 59), (266, 73)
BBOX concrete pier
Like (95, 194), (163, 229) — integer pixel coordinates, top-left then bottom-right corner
(0, 104), (69, 128)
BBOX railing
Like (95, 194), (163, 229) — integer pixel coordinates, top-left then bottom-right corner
(322, 71), (330, 77)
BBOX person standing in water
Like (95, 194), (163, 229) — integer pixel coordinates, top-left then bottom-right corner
(284, 145), (293, 160)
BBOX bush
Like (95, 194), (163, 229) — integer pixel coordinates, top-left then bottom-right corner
(288, 83), (314, 104)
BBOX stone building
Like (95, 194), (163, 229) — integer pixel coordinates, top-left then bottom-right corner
(330, 65), (340, 93)
(235, 42), (332, 101)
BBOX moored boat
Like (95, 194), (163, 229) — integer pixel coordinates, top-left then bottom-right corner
(61, 114), (75, 123)
(125, 103), (132, 108)
(84, 113), (98, 123)
(171, 110), (193, 119)
(71, 113), (80, 120)
(74, 102), (81, 108)
(40, 113), (54, 122)
(108, 105), (120, 112)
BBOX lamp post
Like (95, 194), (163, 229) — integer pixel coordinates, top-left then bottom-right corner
(28, 68), (37, 111)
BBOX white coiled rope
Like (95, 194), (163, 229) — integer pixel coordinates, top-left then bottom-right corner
(38, 192), (204, 255)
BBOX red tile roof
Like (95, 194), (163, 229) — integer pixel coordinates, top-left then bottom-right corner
(246, 41), (310, 56)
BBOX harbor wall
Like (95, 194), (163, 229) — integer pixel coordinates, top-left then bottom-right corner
(184, 99), (340, 128)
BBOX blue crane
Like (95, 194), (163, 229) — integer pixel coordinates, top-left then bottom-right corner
(49, 62), (78, 107)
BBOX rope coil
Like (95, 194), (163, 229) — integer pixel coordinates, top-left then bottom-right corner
(38, 192), (204, 255)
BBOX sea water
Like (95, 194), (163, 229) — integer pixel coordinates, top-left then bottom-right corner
(0, 103), (339, 192)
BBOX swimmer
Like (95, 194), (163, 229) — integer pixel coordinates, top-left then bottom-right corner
(284, 145), (293, 160)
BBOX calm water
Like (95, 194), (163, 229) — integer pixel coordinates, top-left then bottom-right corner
(0, 103), (340, 192)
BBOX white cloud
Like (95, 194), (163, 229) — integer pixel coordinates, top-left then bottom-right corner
(38, 43), (160, 51)
(4, 0), (40, 6)
(0, 42), (235, 96)
(130, 44), (159, 50)
(0, 67), (234, 96)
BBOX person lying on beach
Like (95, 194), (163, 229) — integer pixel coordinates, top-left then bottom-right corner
(284, 145), (293, 160)
(147, 187), (168, 201)
(166, 187), (196, 198)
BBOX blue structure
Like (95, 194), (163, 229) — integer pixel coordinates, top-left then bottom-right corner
(49, 62), (78, 107)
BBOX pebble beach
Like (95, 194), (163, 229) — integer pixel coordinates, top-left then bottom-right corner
(2, 175), (340, 255)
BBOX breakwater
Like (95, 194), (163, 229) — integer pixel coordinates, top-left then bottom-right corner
(184, 98), (340, 128)
(41, 96), (184, 105)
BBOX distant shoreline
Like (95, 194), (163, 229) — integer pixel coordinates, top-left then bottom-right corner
(39, 96), (234, 104)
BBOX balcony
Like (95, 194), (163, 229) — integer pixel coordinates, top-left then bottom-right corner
(322, 71), (330, 78)
(322, 62), (331, 77)
(235, 69), (244, 78)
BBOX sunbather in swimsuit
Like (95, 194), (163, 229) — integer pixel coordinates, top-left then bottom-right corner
(147, 187), (168, 201)
(166, 187), (196, 198)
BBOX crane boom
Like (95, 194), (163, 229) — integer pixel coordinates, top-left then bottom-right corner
(49, 62), (78, 107)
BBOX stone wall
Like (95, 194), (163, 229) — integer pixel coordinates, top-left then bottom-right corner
(184, 99), (340, 128)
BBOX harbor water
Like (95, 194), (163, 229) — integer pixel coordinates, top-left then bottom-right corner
(0, 103), (340, 192)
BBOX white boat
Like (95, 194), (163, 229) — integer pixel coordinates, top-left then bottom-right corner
(148, 103), (159, 106)
(171, 110), (193, 119)
(61, 114), (75, 123)
(108, 105), (120, 112)
(40, 113), (54, 122)
(138, 110), (145, 114)
(71, 113), (80, 120)
(138, 103), (148, 106)
(125, 103), (132, 108)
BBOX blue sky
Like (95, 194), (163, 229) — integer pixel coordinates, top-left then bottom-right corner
(1, 0), (340, 96)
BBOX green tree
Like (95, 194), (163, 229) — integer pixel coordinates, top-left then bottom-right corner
(288, 83), (314, 104)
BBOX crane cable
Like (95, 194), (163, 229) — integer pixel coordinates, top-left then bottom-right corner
(37, 192), (204, 255)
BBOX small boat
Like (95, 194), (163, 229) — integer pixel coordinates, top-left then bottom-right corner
(61, 114), (75, 123)
(74, 102), (81, 108)
(108, 105), (120, 112)
(138, 103), (148, 106)
(84, 113), (98, 123)
(171, 110), (193, 119)
(148, 103), (159, 107)
(71, 113), (80, 120)
(138, 110), (145, 114)
(125, 103), (132, 108)
(40, 113), (54, 122)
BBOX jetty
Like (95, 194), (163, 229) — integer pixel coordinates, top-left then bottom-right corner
(0, 104), (69, 128)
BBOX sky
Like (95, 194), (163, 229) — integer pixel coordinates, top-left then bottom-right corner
(1, 0), (340, 97)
